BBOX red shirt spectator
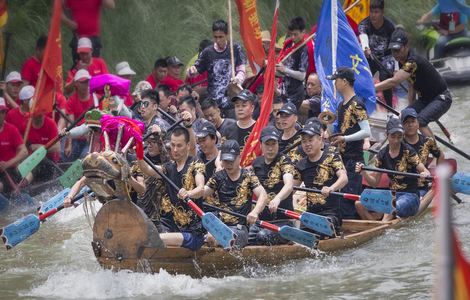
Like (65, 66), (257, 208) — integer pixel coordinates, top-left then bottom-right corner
(27, 116), (59, 161)
(64, 0), (102, 37)
(145, 74), (159, 89)
(66, 57), (108, 84)
(161, 56), (185, 92)
(6, 108), (29, 136)
(0, 122), (24, 164)
(21, 57), (42, 87)
(66, 92), (94, 124)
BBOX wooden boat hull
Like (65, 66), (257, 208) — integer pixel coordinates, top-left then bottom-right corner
(92, 191), (434, 277)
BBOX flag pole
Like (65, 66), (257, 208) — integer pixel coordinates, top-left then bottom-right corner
(228, 0), (235, 79)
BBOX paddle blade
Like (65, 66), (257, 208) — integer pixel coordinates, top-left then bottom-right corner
(38, 188), (71, 215)
(59, 160), (83, 188)
(202, 212), (237, 249)
(451, 172), (470, 195)
(299, 213), (336, 237)
(279, 226), (318, 248)
(0, 214), (40, 250)
(360, 189), (394, 214)
(18, 147), (47, 178)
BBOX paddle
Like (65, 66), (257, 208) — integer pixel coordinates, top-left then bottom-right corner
(203, 202), (318, 248)
(37, 186), (90, 215)
(157, 107), (177, 124)
(18, 101), (99, 178)
(434, 135), (470, 162)
(142, 155), (237, 249)
(0, 191), (90, 250)
(361, 165), (470, 196)
(371, 55), (454, 144)
(293, 186), (395, 215)
(253, 201), (336, 237)
(58, 159), (84, 188)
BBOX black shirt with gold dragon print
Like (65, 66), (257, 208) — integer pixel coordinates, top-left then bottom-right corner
(252, 154), (297, 221)
(206, 168), (261, 226)
(400, 50), (447, 102)
(296, 150), (345, 220)
(376, 143), (420, 193)
(336, 95), (368, 160)
(160, 156), (206, 234)
(405, 134), (441, 188)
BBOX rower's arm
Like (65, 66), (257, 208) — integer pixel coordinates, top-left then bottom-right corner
(375, 69), (410, 92)
(137, 159), (161, 179)
(416, 162), (431, 177)
(7, 144), (28, 169)
(331, 168), (348, 192)
(128, 175), (145, 195)
(360, 169), (381, 187)
(252, 185), (268, 215)
(187, 173), (205, 199)
(67, 176), (86, 199)
(275, 173), (294, 203)
(203, 185), (214, 198)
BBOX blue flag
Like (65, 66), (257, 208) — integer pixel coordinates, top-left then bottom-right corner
(315, 0), (376, 115)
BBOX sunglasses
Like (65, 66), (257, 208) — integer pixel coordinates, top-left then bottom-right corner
(140, 101), (151, 108)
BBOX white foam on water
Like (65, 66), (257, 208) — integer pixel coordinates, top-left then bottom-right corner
(22, 267), (249, 299)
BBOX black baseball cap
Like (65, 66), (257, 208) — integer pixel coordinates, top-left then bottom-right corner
(326, 67), (355, 84)
(220, 140), (240, 161)
(231, 89), (255, 103)
(260, 125), (280, 143)
(388, 28), (408, 50)
(277, 102), (297, 115)
(196, 121), (217, 139)
(400, 107), (418, 122)
(305, 117), (327, 130)
(300, 122), (321, 136)
(166, 56), (184, 67)
(386, 117), (404, 134)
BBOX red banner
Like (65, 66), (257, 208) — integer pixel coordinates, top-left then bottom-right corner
(240, 0), (279, 167)
(235, 0), (265, 73)
(32, 0), (63, 116)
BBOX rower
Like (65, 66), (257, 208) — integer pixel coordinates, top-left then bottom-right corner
(203, 140), (268, 248)
(375, 28), (452, 138)
(0, 97), (28, 194)
(277, 102), (301, 155)
(195, 120), (219, 180)
(356, 118), (431, 221)
(295, 122), (348, 235)
(201, 99), (236, 144)
(401, 107), (444, 197)
(328, 67), (371, 220)
(139, 89), (170, 133)
(250, 126), (296, 245)
(223, 89), (256, 152)
(300, 73), (322, 121)
(138, 126), (207, 251)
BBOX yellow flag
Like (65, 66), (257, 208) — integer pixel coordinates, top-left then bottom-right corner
(343, 0), (369, 25)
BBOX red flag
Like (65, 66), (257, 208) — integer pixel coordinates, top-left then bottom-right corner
(31, 0), (63, 117)
(240, 0), (279, 167)
(235, 0), (265, 73)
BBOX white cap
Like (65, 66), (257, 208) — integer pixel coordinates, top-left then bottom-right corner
(74, 69), (91, 82)
(6, 71), (22, 83)
(77, 37), (92, 53)
(116, 61), (136, 76)
(0, 97), (7, 110)
(19, 85), (35, 101)
(132, 81), (152, 96)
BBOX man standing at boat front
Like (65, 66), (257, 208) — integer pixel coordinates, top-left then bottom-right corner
(375, 28), (452, 138)
(328, 67), (371, 220)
